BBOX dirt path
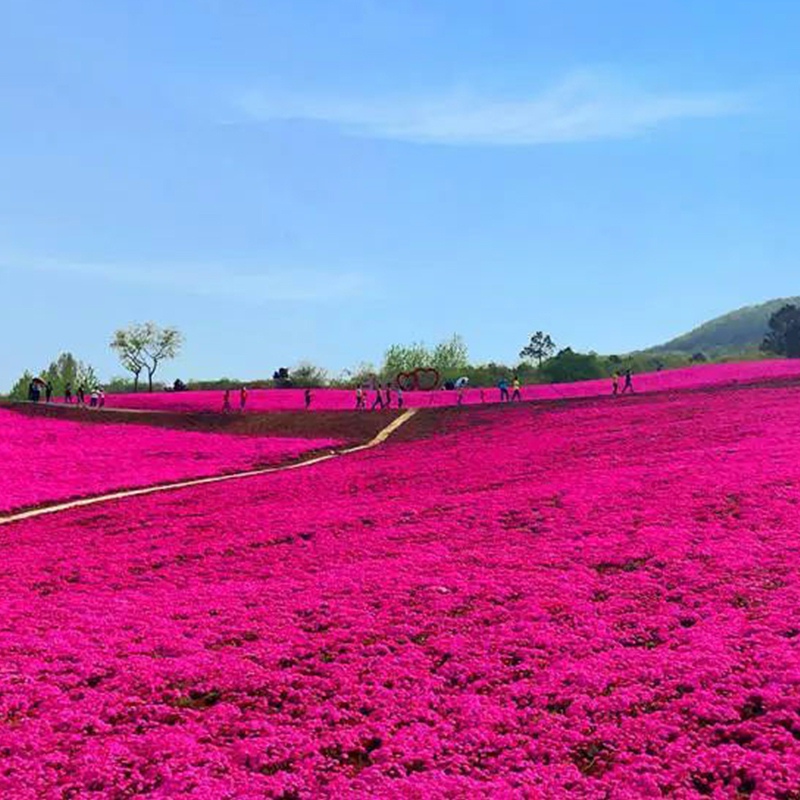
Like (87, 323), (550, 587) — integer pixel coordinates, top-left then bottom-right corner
(0, 409), (418, 527)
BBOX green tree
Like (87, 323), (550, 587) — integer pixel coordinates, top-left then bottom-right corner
(7, 353), (97, 400)
(540, 348), (604, 383)
(520, 331), (556, 367)
(8, 370), (35, 401)
(110, 326), (148, 391)
(290, 361), (328, 387)
(111, 322), (184, 392)
(381, 334), (468, 380)
(761, 304), (800, 358)
(382, 342), (431, 377)
(330, 362), (378, 388)
(431, 334), (469, 374)
(42, 352), (97, 395)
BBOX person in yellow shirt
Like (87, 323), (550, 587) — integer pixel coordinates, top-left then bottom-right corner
(511, 376), (522, 402)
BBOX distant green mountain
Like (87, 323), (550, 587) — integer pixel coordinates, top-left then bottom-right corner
(646, 297), (800, 355)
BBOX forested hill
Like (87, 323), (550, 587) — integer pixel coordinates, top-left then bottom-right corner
(646, 297), (800, 355)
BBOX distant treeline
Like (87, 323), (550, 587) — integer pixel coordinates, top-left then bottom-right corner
(102, 347), (769, 394)
(3, 333), (773, 400)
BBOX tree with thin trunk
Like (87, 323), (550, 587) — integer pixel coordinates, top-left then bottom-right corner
(111, 323), (183, 392)
(520, 331), (556, 367)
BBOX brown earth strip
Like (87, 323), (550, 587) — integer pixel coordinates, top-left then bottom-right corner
(5, 402), (405, 444)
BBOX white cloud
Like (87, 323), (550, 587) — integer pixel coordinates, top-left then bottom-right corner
(5, 256), (369, 303)
(236, 70), (749, 146)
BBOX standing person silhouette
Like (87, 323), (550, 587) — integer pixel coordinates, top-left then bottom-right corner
(384, 383), (392, 408)
(45, 382), (53, 403)
(621, 368), (635, 395)
(498, 377), (510, 403)
(371, 387), (384, 410)
(304, 388), (312, 410)
(396, 386), (404, 409)
(64, 382), (73, 404)
(355, 386), (364, 409)
(511, 376), (522, 402)
(77, 385), (86, 405)
(222, 389), (231, 412)
(240, 386), (248, 412)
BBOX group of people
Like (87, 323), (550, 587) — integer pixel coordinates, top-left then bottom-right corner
(216, 369), (636, 415)
(497, 376), (523, 403)
(612, 369), (635, 396)
(27, 381), (106, 407)
(222, 386), (249, 413)
(355, 383), (404, 410)
(26, 380), (52, 404)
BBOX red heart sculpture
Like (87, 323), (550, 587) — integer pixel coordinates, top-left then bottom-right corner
(395, 368), (440, 391)
(396, 371), (417, 392)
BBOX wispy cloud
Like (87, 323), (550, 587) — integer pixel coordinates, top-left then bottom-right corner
(236, 70), (750, 146)
(5, 256), (370, 303)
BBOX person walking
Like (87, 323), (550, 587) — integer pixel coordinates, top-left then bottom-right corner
(511, 376), (522, 402)
(498, 377), (510, 403)
(89, 389), (99, 408)
(240, 386), (248, 412)
(64, 382), (73, 404)
(222, 389), (231, 413)
(621, 368), (635, 395)
(612, 372), (620, 396)
(45, 382), (53, 403)
(396, 386), (404, 409)
(355, 386), (364, 410)
(304, 388), (312, 410)
(371, 387), (384, 410)
(98, 388), (106, 408)
(77, 385), (86, 406)
(384, 383), (392, 408)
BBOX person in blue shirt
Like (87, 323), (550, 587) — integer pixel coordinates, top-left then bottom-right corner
(498, 377), (510, 403)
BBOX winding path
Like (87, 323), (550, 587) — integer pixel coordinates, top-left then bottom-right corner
(0, 408), (418, 527)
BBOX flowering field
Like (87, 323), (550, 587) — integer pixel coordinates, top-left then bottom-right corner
(95, 358), (800, 412)
(3, 381), (800, 797)
(0, 408), (339, 513)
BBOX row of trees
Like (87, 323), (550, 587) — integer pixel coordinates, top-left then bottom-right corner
(8, 353), (98, 401)
(7, 306), (800, 398)
(6, 322), (184, 399)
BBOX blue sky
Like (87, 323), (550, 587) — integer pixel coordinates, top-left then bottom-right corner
(2, 0), (799, 389)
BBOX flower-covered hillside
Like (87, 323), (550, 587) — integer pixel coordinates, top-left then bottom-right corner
(2, 384), (800, 797)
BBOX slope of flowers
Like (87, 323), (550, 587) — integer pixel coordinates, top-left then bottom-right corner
(3, 383), (800, 796)
(98, 358), (800, 412)
(0, 409), (339, 513)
